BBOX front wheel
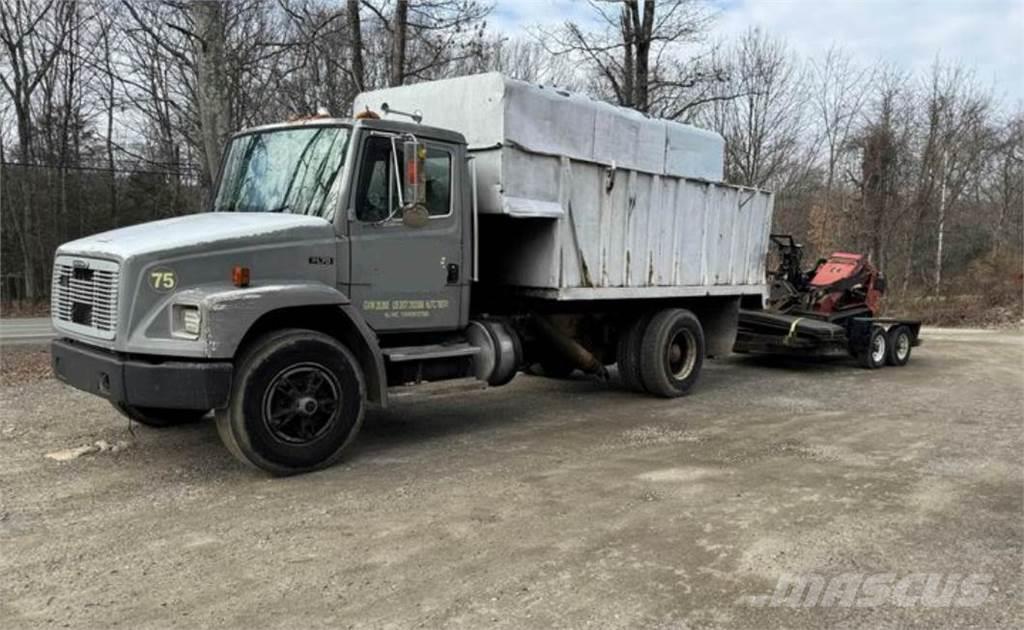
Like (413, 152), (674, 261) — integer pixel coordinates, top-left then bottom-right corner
(111, 402), (208, 428)
(638, 308), (705, 398)
(216, 329), (366, 476)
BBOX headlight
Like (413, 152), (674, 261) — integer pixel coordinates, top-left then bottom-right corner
(172, 304), (202, 339)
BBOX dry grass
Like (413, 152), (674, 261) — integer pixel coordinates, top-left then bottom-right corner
(885, 254), (1024, 328)
(0, 299), (49, 318)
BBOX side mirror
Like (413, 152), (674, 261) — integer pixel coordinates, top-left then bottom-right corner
(402, 140), (426, 205)
(400, 139), (428, 227)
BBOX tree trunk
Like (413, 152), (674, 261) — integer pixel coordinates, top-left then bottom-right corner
(16, 105), (39, 299)
(347, 0), (365, 92)
(934, 149), (948, 295)
(390, 0), (409, 87)
(634, 0), (654, 113)
(620, 3), (635, 107)
(193, 0), (231, 188)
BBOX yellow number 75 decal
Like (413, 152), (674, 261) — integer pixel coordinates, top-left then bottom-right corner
(149, 269), (176, 292)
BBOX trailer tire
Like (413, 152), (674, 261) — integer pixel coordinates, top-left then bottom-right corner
(856, 327), (888, 369)
(886, 325), (913, 366)
(638, 309), (705, 398)
(216, 329), (365, 476)
(616, 314), (651, 393)
(111, 402), (208, 428)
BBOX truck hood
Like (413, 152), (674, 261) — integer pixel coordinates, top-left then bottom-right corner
(57, 212), (334, 260)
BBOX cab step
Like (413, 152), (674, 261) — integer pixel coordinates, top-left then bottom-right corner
(382, 343), (480, 363)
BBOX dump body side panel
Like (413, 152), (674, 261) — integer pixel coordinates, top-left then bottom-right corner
(475, 150), (773, 299)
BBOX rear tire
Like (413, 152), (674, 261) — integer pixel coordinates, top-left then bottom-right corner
(857, 327), (888, 369)
(111, 402), (208, 428)
(886, 326), (912, 366)
(616, 314), (650, 393)
(215, 329), (365, 476)
(638, 309), (705, 398)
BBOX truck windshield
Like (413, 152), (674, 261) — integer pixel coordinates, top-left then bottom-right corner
(213, 125), (350, 219)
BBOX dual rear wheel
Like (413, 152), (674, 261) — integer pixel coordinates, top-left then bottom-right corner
(618, 308), (705, 398)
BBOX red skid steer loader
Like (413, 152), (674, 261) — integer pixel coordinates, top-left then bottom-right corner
(735, 234), (921, 368)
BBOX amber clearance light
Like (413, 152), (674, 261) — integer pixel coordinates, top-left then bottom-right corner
(232, 265), (250, 287)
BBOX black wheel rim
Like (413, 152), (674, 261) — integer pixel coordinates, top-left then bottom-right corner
(261, 362), (341, 445)
(667, 328), (697, 380)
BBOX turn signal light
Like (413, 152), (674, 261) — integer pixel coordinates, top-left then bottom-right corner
(232, 265), (250, 287)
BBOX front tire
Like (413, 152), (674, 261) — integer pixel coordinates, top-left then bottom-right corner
(638, 309), (705, 398)
(216, 329), (366, 476)
(111, 402), (208, 428)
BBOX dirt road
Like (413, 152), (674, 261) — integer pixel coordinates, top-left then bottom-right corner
(1, 328), (1021, 628)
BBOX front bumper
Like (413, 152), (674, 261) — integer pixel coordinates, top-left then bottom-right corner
(51, 339), (232, 410)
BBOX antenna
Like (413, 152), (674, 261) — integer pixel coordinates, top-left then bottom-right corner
(381, 102), (423, 124)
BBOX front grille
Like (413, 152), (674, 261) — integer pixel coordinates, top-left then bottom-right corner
(52, 256), (120, 340)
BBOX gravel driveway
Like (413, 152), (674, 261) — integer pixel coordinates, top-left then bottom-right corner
(1, 328), (1021, 628)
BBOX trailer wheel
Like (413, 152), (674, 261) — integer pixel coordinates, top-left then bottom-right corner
(215, 329), (365, 476)
(616, 314), (650, 393)
(639, 309), (705, 398)
(111, 402), (208, 428)
(886, 326), (913, 366)
(857, 327), (888, 369)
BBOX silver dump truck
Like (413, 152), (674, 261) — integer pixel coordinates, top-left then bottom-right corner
(50, 73), (774, 474)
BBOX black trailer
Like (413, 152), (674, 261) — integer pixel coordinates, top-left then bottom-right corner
(734, 309), (922, 369)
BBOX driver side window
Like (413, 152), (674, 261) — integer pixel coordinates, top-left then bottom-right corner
(354, 136), (400, 222)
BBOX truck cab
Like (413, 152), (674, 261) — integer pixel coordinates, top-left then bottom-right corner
(51, 115), (515, 474)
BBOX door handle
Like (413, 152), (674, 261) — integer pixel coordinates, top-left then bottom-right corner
(446, 263), (459, 284)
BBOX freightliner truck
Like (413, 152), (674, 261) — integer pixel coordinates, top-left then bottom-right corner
(50, 73), (774, 475)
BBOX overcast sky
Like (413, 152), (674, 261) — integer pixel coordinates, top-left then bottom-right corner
(490, 0), (1024, 107)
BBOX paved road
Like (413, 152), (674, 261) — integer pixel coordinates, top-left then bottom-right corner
(1, 327), (1020, 628)
(0, 317), (53, 345)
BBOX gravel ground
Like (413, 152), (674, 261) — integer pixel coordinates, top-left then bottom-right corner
(1, 347), (52, 386)
(1, 328), (1021, 629)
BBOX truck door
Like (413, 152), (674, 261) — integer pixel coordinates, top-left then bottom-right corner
(347, 132), (465, 332)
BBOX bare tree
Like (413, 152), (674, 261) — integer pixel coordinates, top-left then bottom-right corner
(810, 46), (873, 247)
(850, 69), (911, 270)
(540, 0), (724, 117)
(361, 0), (490, 87)
(469, 35), (579, 86)
(0, 0), (74, 298)
(698, 28), (809, 189)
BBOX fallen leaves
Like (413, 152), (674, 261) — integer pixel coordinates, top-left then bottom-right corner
(45, 439), (131, 462)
